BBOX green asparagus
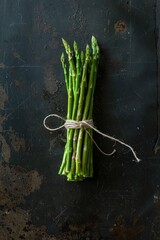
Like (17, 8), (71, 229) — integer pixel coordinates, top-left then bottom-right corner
(59, 36), (100, 181)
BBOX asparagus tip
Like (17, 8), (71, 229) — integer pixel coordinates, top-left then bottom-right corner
(62, 38), (73, 59)
(62, 38), (69, 51)
(81, 50), (84, 56)
(86, 44), (91, 61)
(91, 35), (97, 44)
(61, 52), (65, 61)
(62, 38), (65, 44)
(91, 36), (98, 56)
(73, 41), (78, 52)
(86, 44), (90, 52)
(80, 51), (84, 65)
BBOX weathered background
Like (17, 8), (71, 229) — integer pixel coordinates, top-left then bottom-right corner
(0, 0), (159, 239)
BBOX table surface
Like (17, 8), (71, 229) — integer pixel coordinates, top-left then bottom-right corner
(0, 0), (159, 239)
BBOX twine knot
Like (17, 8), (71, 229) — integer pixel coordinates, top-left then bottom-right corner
(43, 114), (141, 162)
(64, 119), (93, 129)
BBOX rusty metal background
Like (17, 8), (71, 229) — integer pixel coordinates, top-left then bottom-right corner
(0, 0), (159, 239)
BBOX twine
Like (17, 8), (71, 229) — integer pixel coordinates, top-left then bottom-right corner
(43, 114), (141, 162)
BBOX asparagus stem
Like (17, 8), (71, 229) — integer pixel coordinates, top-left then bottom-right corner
(60, 39), (76, 175)
(70, 42), (83, 177)
(58, 150), (67, 175)
(61, 52), (69, 92)
(67, 67), (73, 119)
(72, 41), (82, 119)
(80, 51), (85, 66)
(83, 37), (99, 120)
(75, 45), (91, 175)
(77, 45), (90, 121)
(59, 66), (73, 176)
(62, 38), (76, 90)
(81, 36), (100, 178)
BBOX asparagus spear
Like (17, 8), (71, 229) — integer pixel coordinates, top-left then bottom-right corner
(70, 41), (82, 179)
(58, 65), (73, 175)
(76, 36), (99, 177)
(61, 52), (68, 92)
(61, 39), (76, 174)
(81, 36), (100, 177)
(74, 45), (91, 176)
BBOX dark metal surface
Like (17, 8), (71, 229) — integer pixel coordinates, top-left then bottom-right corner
(0, 0), (158, 239)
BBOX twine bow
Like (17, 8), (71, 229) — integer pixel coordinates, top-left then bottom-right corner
(43, 114), (141, 162)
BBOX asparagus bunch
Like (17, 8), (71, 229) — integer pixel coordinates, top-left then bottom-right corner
(59, 36), (100, 181)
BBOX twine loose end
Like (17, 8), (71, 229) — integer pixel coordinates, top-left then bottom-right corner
(43, 114), (141, 162)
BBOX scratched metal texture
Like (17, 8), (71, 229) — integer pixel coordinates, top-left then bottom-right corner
(0, 0), (159, 239)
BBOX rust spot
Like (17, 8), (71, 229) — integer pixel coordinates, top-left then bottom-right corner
(0, 114), (6, 132)
(0, 163), (43, 208)
(8, 127), (26, 152)
(0, 160), (57, 239)
(0, 159), (106, 239)
(68, 222), (96, 232)
(0, 62), (6, 69)
(0, 135), (11, 162)
(114, 20), (127, 33)
(0, 207), (54, 240)
(69, 0), (87, 36)
(0, 85), (10, 163)
(43, 62), (58, 95)
(0, 85), (8, 110)
(0, 208), (98, 240)
(110, 215), (144, 240)
(0, 164), (43, 209)
(14, 80), (21, 88)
